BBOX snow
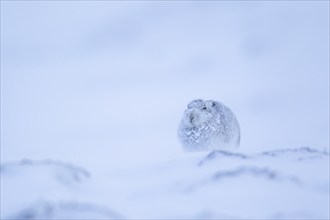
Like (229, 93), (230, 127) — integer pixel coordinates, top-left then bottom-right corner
(1, 1), (329, 219)
(1, 147), (329, 219)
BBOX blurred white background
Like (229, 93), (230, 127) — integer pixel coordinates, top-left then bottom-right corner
(1, 1), (329, 168)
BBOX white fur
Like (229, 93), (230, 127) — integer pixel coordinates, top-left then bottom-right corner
(178, 99), (240, 151)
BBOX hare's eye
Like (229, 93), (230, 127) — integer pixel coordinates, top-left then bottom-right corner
(202, 106), (207, 110)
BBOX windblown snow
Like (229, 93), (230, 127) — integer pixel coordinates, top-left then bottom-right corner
(1, 1), (329, 219)
(1, 147), (329, 219)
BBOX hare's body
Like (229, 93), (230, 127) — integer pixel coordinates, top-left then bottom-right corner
(178, 99), (240, 151)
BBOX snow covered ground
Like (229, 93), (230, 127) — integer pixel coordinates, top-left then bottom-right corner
(1, 1), (329, 219)
(1, 147), (329, 219)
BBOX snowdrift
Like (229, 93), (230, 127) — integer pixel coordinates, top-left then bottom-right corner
(1, 147), (329, 219)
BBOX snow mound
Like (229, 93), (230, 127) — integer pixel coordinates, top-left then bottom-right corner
(199, 146), (329, 165)
(1, 147), (329, 219)
(9, 200), (123, 220)
(1, 159), (90, 186)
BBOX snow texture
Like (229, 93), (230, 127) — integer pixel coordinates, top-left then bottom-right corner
(1, 1), (329, 220)
(178, 99), (240, 151)
(9, 201), (122, 220)
(1, 147), (329, 219)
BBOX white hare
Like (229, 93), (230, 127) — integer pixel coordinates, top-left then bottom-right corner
(178, 99), (240, 151)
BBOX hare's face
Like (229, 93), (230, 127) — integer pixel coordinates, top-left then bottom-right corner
(184, 99), (214, 127)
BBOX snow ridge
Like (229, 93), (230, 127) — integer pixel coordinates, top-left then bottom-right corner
(9, 200), (123, 220)
(1, 147), (329, 219)
(1, 159), (90, 185)
(212, 166), (301, 184)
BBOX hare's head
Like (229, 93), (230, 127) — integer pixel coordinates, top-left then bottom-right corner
(182, 99), (217, 128)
